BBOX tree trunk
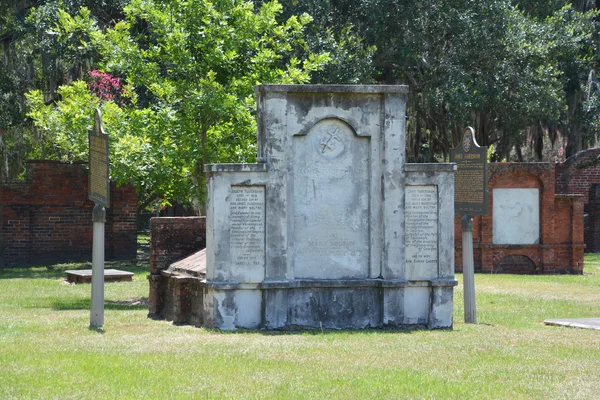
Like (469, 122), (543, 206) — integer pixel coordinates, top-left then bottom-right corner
(515, 143), (523, 162)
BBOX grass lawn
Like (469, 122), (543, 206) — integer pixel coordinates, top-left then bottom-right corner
(1, 244), (599, 399)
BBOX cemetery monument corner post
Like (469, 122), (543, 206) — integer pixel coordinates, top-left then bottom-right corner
(450, 127), (488, 324)
(88, 109), (110, 328)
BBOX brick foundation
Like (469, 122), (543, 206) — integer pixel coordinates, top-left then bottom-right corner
(495, 255), (536, 274)
(1, 161), (137, 266)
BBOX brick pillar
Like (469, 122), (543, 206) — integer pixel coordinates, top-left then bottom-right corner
(171, 276), (191, 324)
(541, 169), (555, 274)
(148, 274), (166, 317)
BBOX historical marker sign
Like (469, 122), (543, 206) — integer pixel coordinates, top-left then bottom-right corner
(88, 109), (110, 208)
(450, 127), (488, 215)
(89, 109), (110, 328)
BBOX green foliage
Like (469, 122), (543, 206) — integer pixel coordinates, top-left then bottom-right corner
(0, 0), (126, 179)
(5, 0), (600, 206)
(26, 1), (329, 211)
(27, 82), (99, 161)
(278, 1), (599, 161)
(275, 0), (375, 84)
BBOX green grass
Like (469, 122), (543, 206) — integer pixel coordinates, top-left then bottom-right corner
(1, 251), (599, 399)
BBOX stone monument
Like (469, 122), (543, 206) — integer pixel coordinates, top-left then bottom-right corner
(203, 85), (457, 330)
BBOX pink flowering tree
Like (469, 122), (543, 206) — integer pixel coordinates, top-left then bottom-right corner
(88, 70), (124, 104)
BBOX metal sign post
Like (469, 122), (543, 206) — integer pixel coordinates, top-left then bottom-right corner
(90, 205), (106, 327)
(450, 127), (488, 324)
(461, 215), (476, 323)
(88, 109), (110, 328)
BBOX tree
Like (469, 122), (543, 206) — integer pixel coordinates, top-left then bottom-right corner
(27, 1), (329, 214)
(276, 0), (599, 161)
(272, 0), (375, 84)
(0, 0), (126, 179)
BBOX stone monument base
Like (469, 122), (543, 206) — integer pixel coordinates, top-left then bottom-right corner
(150, 275), (456, 330)
(203, 279), (456, 330)
(148, 250), (456, 330)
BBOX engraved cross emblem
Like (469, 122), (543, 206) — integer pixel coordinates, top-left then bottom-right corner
(312, 121), (346, 159)
(319, 128), (342, 154)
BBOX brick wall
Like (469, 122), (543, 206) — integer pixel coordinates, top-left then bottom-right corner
(555, 149), (600, 252)
(555, 148), (600, 203)
(455, 163), (585, 274)
(587, 184), (600, 253)
(149, 217), (206, 274)
(1, 160), (137, 266)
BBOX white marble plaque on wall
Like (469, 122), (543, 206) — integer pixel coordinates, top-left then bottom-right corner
(229, 186), (265, 281)
(405, 185), (438, 279)
(292, 118), (370, 279)
(493, 188), (539, 244)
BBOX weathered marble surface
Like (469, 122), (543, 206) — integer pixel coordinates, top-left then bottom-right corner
(493, 188), (540, 244)
(203, 85), (457, 330)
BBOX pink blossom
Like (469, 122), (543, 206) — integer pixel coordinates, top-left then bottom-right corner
(88, 70), (124, 103)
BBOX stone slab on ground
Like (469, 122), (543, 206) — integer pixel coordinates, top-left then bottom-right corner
(544, 318), (600, 330)
(65, 269), (134, 283)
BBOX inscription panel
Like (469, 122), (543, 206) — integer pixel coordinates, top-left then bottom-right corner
(89, 136), (109, 200)
(229, 186), (265, 281)
(449, 127), (488, 215)
(405, 185), (438, 279)
(292, 118), (370, 279)
(88, 112), (110, 207)
(454, 166), (484, 203)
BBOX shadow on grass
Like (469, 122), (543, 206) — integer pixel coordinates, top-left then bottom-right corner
(0, 234), (151, 279)
(52, 297), (149, 311)
(0, 266), (75, 280)
(88, 326), (106, 334)
(0, 261), (149, 280)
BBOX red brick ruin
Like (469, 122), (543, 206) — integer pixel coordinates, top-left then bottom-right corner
(1, 160), (138, 266)
(555, 148), (600, 253)
(455, 163), (584, 274)
(453, 149), (600, 274)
